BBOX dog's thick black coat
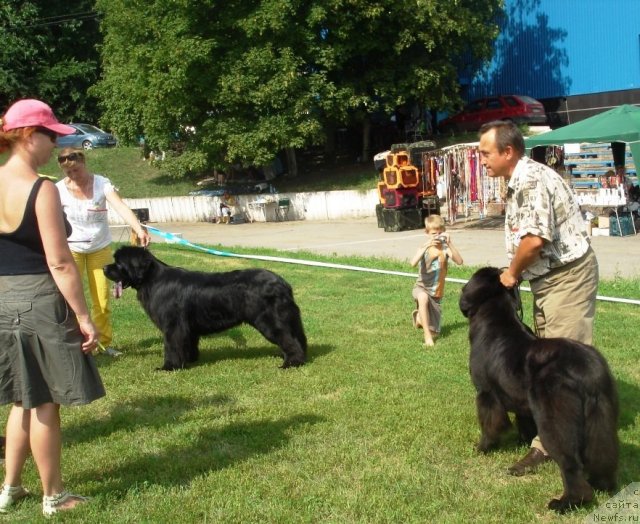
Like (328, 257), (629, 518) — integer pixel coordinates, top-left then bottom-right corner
(104, 246), (306, 371)
(459, 267), (618, 513)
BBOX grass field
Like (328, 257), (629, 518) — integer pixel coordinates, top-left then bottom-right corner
(37, 147), (201, 198)
(3, 244), (638, 523)
(34, 146), (382, 198)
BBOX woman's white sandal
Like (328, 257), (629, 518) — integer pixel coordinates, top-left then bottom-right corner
(42, 491), (88, 516)
(0, 485), (30, 512)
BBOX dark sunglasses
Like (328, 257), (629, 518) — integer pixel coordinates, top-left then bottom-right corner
(58, 152), (83, 163)
(36, 127), (58, 142)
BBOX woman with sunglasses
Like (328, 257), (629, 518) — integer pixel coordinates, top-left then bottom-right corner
(0, 99), (105, 516)
(56, 147), (151, 357)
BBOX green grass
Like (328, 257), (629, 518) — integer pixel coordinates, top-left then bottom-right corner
(31, 146), (382, 198)
(37, 147), (200, 198)
(276, 160), (377, 192)
(3, 244), (638, 523)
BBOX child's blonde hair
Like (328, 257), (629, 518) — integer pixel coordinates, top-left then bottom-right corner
(424, 214), (445, 232)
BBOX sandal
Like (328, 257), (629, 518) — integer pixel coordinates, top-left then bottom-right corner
(0, 485), (30, 513)
(42, 491), (88, 517)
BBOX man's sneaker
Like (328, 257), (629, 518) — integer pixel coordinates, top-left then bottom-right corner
(104, 347), (122, 357)
(0, 485), (30, 513)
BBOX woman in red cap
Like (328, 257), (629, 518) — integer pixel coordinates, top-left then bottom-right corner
(0, 99), (105, 516)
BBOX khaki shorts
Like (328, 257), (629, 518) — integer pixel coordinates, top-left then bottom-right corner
(529, 247), (599, 344)
(0, 273), (106, 409)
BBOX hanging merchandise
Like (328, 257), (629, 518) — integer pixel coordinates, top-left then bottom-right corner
(423, 143), (504, 224)
(372, 140), (509, 229)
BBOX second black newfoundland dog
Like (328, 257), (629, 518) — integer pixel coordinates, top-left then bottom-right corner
(104, 246), (306, 371)
(459, 267), (618, 513)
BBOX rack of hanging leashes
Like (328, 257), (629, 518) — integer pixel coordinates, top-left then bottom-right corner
(420, 143), (506, 224)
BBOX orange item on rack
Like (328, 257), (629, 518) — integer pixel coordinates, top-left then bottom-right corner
(386, 151), (410, 168)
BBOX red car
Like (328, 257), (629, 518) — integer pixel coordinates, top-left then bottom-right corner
(439, 95), (547, 133)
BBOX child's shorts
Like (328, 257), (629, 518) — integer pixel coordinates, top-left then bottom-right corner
(412, 285), (442, 333)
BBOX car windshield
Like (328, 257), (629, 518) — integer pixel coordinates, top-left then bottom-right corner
(74, 124), (105, 133)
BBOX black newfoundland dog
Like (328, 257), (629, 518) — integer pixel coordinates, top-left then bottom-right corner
(104, 246), (307, 371)
(459, 267), (618, 513)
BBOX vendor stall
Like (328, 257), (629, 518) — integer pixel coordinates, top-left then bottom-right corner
(525, 104), (640, 236)
(421, 143), (504, 224)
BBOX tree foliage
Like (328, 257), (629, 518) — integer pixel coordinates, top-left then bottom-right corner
(0, 0), (102, 122)
(94, 0), (502, 177)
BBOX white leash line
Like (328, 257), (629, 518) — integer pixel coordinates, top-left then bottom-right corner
(144, 225), (640, 306)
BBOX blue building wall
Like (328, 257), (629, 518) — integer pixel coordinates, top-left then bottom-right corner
(468, 0), (640, 100)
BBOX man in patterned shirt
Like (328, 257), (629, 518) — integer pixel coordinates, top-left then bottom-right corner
(478, 120), (599, 476)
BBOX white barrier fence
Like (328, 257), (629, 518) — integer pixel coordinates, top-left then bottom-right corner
(109, 189), (379, 225)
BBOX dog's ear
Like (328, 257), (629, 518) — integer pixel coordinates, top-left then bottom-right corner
(129, 255), (153, 286)
(459, 267), (504, 317)
(459, 282), (473, 317)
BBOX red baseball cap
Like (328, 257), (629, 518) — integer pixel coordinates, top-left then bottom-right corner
(1, 99), (75, 135)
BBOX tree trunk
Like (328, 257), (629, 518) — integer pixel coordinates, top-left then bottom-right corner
(285, 147), (298, 178)
(324, 122), (337, 164)
(361, 116), (372, 162)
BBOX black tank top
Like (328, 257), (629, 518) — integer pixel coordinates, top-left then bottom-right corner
(0, 177), (55, 275)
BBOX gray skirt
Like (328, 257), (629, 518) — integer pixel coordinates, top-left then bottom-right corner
(0, 273), (105, 409)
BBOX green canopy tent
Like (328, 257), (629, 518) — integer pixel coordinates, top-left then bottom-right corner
(524, 104), (640, 173)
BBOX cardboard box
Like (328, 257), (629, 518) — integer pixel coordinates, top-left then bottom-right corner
(592, 227), (610, 237)
(598, 216), (610, 228)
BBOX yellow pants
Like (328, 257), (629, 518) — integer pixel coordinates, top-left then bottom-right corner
(72, 246), (114, 347)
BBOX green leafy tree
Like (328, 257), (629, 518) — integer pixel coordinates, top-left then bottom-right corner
(0, 0), (102, 122)
(304, 0), (502, 160)
(94, 0), (325, 178)
(94, 0), (501, 178)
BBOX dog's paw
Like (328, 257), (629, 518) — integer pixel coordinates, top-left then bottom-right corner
(548, 496), (589, 513)
(157, 364), (182, 371)
(280, 359), (305, 369)
(548, 498), (574, 513)
(475, 443), (492, 454)
(475, 437), (496, 454)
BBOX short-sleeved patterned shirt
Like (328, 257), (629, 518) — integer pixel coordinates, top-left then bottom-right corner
(505, 157), (591, 280)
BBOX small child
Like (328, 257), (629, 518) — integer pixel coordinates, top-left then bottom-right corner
(410, 214), (463, 347)
(219, 202), (231, 224)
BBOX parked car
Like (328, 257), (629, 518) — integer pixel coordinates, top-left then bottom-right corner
(56, 123), (117, 149)
(438, 95), (547, 133)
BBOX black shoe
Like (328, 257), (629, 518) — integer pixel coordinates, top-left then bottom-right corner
(508, 448), (551, 476)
